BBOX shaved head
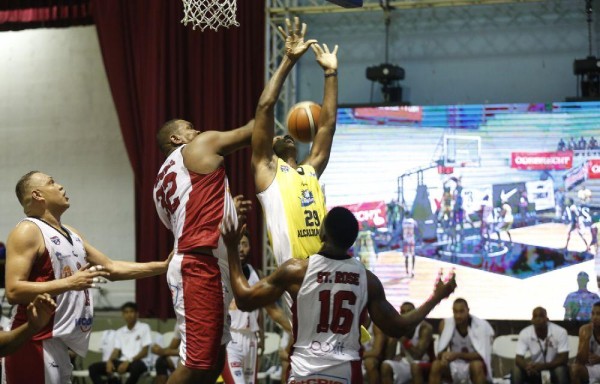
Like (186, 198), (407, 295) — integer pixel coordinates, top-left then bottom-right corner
(157, 119), (185, 155)
(15, 171), (41, 206)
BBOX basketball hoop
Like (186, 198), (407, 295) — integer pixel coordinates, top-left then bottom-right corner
(181, 0), (239, 31)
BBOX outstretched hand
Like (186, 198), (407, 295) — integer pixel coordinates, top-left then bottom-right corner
(233, 195), (252, 225)
(221, 217), (246, 252)
(70, 264), (110, 290)
(312, 43), (338, 72)
(277, 17), (318, 62)
(432, 269), (457, 300)
(27, 293), (56, 331)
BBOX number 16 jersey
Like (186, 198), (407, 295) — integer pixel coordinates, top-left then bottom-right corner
(290, 254), (368, 376)
(257, 158), (326, 265)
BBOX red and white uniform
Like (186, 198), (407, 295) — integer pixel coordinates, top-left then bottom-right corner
(223, 264), (260, 384)
(381, 323), (435, 384)
(402, 218), (417, 255)
(289, 254), (368, 383)
(4, 218), (92, 384)
(153, 146), (238, 369)
(586, 331), (600, 381)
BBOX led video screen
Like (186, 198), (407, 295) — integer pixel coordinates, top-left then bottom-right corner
(322, 102), (600, 320)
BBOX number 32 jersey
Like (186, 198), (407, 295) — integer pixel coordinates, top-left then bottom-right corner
(290, 254), (368, 376)
(153, 145), (237, 253)
(257, 158), (326, 265)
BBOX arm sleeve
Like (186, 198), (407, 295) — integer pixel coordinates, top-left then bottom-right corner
(515, 330), (528, 356)
(142, 324), (153, 347)
(557, 328), (569, 353)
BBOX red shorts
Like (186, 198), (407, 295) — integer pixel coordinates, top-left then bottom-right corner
(167, 252), (232, 369)
(4, 337), (71, 383)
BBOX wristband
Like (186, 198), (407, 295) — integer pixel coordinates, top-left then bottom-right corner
(402, 339), (413, 350)
(325, 70), (338, 78)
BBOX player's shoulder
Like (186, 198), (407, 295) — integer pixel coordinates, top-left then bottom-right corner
(9, 219), (43, 245)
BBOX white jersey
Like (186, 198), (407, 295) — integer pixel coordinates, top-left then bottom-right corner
(229, 264), (260, 332)
(402, 218), (417, 242)
(515, 323), (568, 364)
(449, 329), (475, 355)
(501, 203), (513, 223)
(290, 254), (368, 376)
(10, 218), (92, 356)
(153, 145), (237, 255)
(481, 203), (494, 224)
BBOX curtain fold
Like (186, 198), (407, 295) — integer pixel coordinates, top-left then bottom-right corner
(91, 0), (265, 318)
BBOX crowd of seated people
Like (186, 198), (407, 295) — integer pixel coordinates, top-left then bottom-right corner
(558, 136), (599, 154)
(359, 299), (600, 384)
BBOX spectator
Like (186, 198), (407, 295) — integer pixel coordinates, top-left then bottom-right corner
(557, 138), (566, 152)
(511, 307), (569, 384)
(570, 302), (600, 384)
(429, 298), (494, 384)
(88, 302), (152, 384)
(579, 136), (588, 151)
(151, 326), (181, 384)
(381, 302), (435, 384)
(569, 137), (577, 151)
(564, 272), (599, 321)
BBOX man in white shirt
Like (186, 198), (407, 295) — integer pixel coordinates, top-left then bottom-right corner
(88, 302), (153, 384)
(511, 306), (569, 384)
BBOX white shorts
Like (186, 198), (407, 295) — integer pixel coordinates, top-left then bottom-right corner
(3, 337), (72, 384)
(587, 364), (600, 383)
(289, 360), (363, 383)
(449, 360), (471, 384)
(223, 330), (258, 384)
(382, 359), (411, 384)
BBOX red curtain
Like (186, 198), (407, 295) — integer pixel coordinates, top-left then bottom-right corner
(0, 1), (92, 31)
(91, 0), (265, 318)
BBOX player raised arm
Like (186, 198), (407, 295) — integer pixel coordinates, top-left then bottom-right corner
(302, 43), (339, 177)
(64, 226), (172, 281)
(252, 17), (317, 192)
(367, 270), (456, 338)
(221, 220), (306, 310)
(5, 222), (109, 304)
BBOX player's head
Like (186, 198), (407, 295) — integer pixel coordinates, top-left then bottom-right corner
(239, 229), (251, 264)
(121, 302), (139, 327)
(320, 207), (359, 251)
(157, 119), (200, 155)
(400, 301), (416, 315)
(452, 298), (470, 326)
(15, 171), (70, 214)
(531, 307), (548, 330)
(592, 302), (600, 328)
(577, 271), (589, 289)
(272, 134), (297, 160)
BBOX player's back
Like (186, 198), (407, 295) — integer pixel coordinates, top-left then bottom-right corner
(290, 254), (368, 376)
(153, 146), (236, 253)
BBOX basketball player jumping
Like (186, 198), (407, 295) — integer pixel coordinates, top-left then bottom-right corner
(154, 115), (253, 382)
(222, 207), (457, 382)
(251, 17), (338, 266)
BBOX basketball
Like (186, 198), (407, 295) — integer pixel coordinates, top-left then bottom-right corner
(286, 101), (321, 143)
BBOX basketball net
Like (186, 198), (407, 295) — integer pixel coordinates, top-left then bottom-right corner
(181, 0), (239, 31)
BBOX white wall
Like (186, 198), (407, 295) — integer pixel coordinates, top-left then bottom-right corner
(0, 26), (135, 307)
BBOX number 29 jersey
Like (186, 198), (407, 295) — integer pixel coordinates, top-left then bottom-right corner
(257, 158), (326, 265)
(290, 254), (368, 376)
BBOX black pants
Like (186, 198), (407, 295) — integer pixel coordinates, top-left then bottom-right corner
(88, 359), (148, 384)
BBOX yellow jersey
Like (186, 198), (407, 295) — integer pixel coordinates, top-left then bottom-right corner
(257, 158), (326, 265)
